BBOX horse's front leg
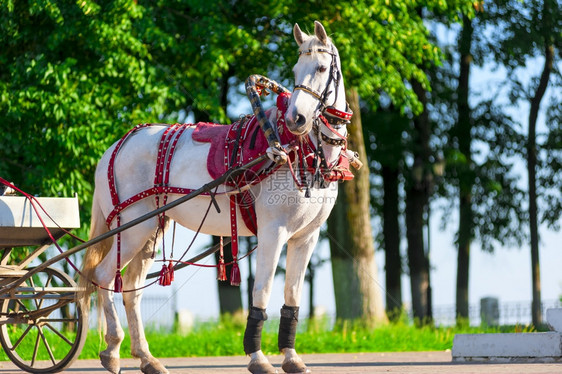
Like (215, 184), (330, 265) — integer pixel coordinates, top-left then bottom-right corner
(245, 226), (288, 374)
(122, 241), (169, 374)
(279, 229), (320, 374)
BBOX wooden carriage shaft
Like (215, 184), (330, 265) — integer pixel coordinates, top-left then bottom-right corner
(0, 154), (268, 295)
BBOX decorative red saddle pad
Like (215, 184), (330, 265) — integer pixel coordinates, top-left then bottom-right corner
(190, 93), (295, 236)
(192, 93), (293, 180)
(191, 122), (230, 179)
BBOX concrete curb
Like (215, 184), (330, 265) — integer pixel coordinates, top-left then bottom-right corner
(452, 308), (562, 363)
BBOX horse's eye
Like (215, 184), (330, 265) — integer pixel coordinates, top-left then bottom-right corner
(317, 65), (328, 73)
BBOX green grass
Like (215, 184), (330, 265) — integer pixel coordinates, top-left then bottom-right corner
(0, 326), (81, 361)
(0, 316), (533, 361)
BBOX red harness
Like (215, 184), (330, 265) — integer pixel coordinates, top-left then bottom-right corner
(107, 124), (204, 290)
(106, 93), (354, 290)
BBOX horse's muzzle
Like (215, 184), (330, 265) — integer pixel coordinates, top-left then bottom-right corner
(285, 109), (311, 136)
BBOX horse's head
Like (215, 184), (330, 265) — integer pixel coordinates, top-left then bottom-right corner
(286, 21), (348, 136)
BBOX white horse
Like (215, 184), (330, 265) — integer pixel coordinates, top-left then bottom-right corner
(80, 21), (353, 374)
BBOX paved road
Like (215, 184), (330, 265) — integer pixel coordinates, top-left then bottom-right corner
(0, 351), (561, 373)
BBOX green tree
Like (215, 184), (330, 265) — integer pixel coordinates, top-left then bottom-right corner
(478, 0), (561, 326)
(426, 6), (528, 322)
(0, 0), (286, 316)
(363, 105), (409, 321)
(288, 1), (475, 323)
(0, 0), (176, 232)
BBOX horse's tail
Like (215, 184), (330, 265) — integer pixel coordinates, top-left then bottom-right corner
(78, 187), (113, 310)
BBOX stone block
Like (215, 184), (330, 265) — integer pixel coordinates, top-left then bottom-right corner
(480, 297), (499, 326)
(547, 308), (562, 332)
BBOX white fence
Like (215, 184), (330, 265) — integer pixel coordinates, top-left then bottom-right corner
(89, 294), (176, 330)
(427, 299), (562, 326)
(89, 296), (561, 330)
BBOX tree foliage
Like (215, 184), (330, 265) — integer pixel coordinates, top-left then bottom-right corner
(0, 1), (174, 229)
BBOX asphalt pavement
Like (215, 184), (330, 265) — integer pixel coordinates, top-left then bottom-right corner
(0, 351), (561, 373)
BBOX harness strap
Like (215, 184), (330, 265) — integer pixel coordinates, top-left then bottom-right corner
(229, 196), (241, 286)
(106, 123), (193, 290)
(107, 124), (152, 291)
(224, 115), (260, 286)
(153, 124), (189, 276)
(105, 186), (209, 229)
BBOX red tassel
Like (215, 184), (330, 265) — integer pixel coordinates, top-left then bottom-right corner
(230, 262), (241, 286)
(218, 258), (227, 281)
(114, 271), (123, 293)
(217, 237), (227, 281)
(159, 264), (171, 286)
(168, 261), (174, 282)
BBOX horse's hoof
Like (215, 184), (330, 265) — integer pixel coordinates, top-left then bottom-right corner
(99, 351), (120, 374)
(282, 358), (310, 373)
(248, 360), (279, 374)
(140, 359), (169, 374)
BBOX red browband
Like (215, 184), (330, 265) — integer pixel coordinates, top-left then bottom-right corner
(325, 106), (353, 121)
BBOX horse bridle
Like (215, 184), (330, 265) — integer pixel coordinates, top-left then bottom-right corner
(292, 45), (354, 191)
(293, 45), (353, 130)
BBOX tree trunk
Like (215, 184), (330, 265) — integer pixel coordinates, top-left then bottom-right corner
(405, 76), (433, 325)
(213, 236), (243, 315)
(528, 8), (554, 324)
(382, 165), (402, 320)
(245, 237), (255, 309)
(307, 262), (315, 320)
(405, 183), (429, 324)
(455, 15), (474, 322)
(327, 87), (387, 326)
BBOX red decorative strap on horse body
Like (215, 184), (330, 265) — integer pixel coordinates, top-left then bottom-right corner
(107, 124), (152, 292)
(106, 123), (192, 291)
(153, 124), (189, 285)
(105, 186), (205, 228)
(323, 152), (355, 182)
(229, 196), (241, 286)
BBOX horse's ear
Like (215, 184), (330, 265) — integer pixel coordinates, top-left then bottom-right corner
(294, 23), (305, 46)
(314, 21), (328, 45)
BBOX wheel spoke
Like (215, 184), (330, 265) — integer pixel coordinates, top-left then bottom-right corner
(15, 298), (30, 313)
(11, 324), (33, 351)
(29, 276), (38, 310)
(31, 327), (41, 367)
(37, 325), (57, 365)
(44, 322), (74, 346)
(37, 274), (54, 310)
